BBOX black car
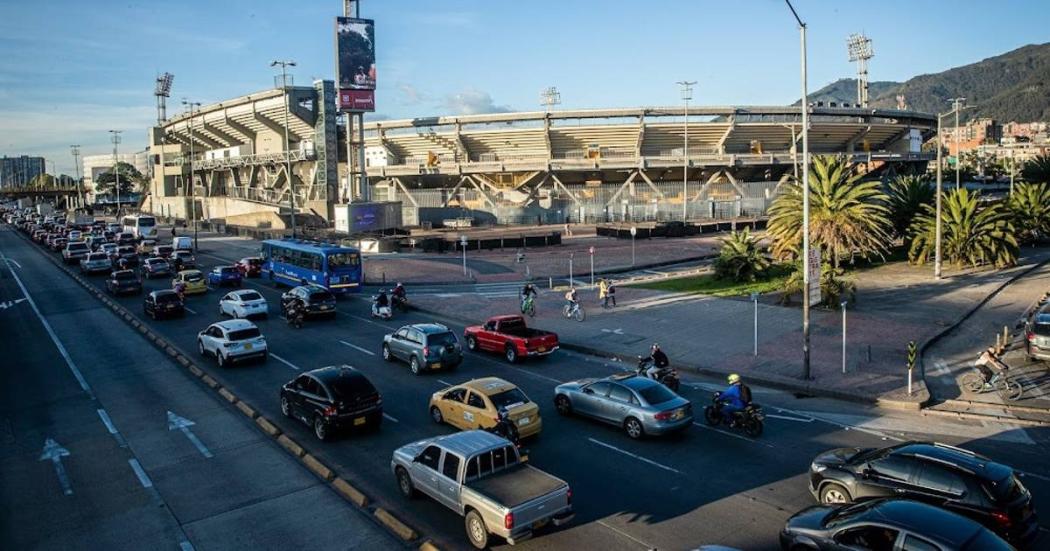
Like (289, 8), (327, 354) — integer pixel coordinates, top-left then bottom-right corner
(115, 245), (140, 268)
(141, 257), (173, 279)
(281, 285), (337, 319)
(143, 290), (185, 319)
(780, 499), (1015, 551)
(809, 442), (1037, 545)
(106, 270), (142, 295)
(280, 365), (382, 441)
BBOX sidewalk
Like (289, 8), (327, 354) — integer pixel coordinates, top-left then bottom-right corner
(410, 246), (1050, 409)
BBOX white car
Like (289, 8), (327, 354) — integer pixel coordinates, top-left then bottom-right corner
(197, 320), (268, 367)
(219, 289), (269, 319)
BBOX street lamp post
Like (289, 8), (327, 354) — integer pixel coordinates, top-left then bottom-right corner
(271, 60), (298, 238)
(460, 235), (468, 276)
(568, 252), (574, 287)
(630, 226), (637, 266)
(182, 100), (201, 251)
(840, 300), (848, 374)
(70, 145), (83, 209)
(934, 102), (972, 280)
(751, 291), (759, 356)
(949, 97), (965, 190)
(108, 130), (122, 218)
(677, 81), (696, 222)
(589, 246), (595, 286)
(786, 0), (812, 380)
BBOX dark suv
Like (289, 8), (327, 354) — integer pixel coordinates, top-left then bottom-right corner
(382, 323), (463, 374)
(143, 290), (185, 319)
(1025, 306), (1050, 361)
(809, 442), (1038, 545)
(281, 285), (337, 319)
(280, 365), (382, 441)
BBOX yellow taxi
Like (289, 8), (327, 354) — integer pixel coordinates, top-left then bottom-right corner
(173, 269), (208, 295)
(428, 377), (542, 438)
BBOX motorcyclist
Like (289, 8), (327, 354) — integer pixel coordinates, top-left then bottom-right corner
(392, 282), (407, 303)
(719, 374), (752, 425)
(647, 343), (669, 380)
(374, 289), (390, 312)
(492, 407), (520, 445)
(520, 282), (537, 311)
(174, 280), (186, 301)
(286, 299), (305, 327)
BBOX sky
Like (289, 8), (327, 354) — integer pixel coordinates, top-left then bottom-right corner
(2, 0), (1048, 175)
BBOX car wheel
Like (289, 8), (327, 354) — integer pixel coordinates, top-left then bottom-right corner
(624, 417), (644, 439)
(382, 344), (392, 362)
(555, 395), (572, 415)
(466, 335), (478, 351)
(465, 509), (489, 550)
(819, 482), (851, 505)
(216, 352), (226, 368)
(198, 339), (206, 356)
(409, 356), (421, 375)
(219, 306), (225, 317)
(280, 396), (291, 418)
(505, 344), (518, 364)
(395, 467), (416, 498)
(430, 405), (444, 424)
(313, 416), (329, 441)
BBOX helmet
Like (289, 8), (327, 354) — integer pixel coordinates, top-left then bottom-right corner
(727, 373), (741, 384)
(396, 282), (403, 287)
(651, 343), (660, 350)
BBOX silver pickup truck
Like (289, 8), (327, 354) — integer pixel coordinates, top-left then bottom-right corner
(391, 430), (574, 549)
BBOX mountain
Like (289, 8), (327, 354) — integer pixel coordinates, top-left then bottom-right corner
(803, 42), (1050, 122)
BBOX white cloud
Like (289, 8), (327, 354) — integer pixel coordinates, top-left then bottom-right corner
(441, 89), (512, 115)
(398, 83), (427, 104)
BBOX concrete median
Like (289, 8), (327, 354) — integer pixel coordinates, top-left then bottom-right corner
(418, 540), (441, 551)
(277, 434), (305, 457)
(218, 387), (237, 403)
(255, 416), (281, 437)
(331, 477), (369, 507)
(301, 453), (335, 481)
(235, 400), (257, 419)
(201, 374), (219, 388)
(373, 508), (418, 542)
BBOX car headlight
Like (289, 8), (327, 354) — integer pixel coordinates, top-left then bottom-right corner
(810, 462), (827, 473)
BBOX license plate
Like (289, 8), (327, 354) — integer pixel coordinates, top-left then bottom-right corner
(244, 343), (252, 350)
(538, 346), (546, 352)
(518, 417), (531, 426)
(320, 305), (331, 310)
(672, 409), (684, 420)
(353, 417), (366, 426)
(432, 362), (442, 369)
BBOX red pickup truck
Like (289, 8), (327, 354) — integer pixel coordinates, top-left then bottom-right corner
(463, 315), (559, 363)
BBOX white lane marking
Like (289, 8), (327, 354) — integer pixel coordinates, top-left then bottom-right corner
(0, 249), (94, 398)
(0, 298), (27, 310)
(764, 413), (814, 423)
(270, 353), (301, 371)
(382, 413), (399, 423)
(434, 293), (462, 298)
(39, 438), (73, 496)
(167, 411), (213, 458)
(128, 458), (154, 488)
(97, 408), (128, 447)
(777, 408), (904, 443)
(340, 340), (376, 356)
(931, 359), (950, 376)
(692, 422), (774, 447)
(436, 379), (454, 387)
(596, 519), (656, 550)
(4, 257), (22, 268)
(587, 438), (683, 474)
(1019, 470), (1050, 483)
(179, 541), (195, 551)
(183, 306), (198, 315)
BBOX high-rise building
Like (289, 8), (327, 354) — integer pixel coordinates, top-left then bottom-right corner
(0, 155), (46, 188)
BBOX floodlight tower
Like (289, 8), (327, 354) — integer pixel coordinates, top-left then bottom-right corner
(846, 33), (874, 107)
(540, 87), (561, 113)
(154, 72), (174, 125)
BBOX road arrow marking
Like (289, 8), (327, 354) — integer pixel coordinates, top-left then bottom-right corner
(39, 438), (73, 496)
(167, 411), (213, 458)
(0, 298), (28, 310)
(600, 328), (625, 335)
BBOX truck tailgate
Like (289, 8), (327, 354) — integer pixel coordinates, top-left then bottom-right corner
(468, 464), (566, 510)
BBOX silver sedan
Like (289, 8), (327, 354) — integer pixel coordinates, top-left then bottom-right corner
(554, 374), (692, 439)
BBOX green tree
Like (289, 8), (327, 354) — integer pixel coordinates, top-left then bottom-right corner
(94, 161), (141, 196)
(713, 228), (769, 282)
(887, 175), (934, 239)
(767, 154), (893, 267)
(908, 188), (1018, 268)
(1008, 182), (1050, 243)
(1021, 154), (1050, 184)
(778, 261), (856, 307)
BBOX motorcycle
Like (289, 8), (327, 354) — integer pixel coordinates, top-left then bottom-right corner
(485, 419), (528, 461)
(391, 294), (409, 313)
(636, 356), (681, 392)
(285, 302), (305, 329)
(703, 392), (764, 437)
(371, 296), (393, 320)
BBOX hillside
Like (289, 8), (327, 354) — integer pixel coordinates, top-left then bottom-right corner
(803, 42), (1050, 122)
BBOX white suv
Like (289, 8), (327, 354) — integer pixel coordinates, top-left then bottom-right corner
(219, 289), (269, 319)
(197, 320), (268, 367)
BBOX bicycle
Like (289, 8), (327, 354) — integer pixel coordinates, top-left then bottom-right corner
(562, 301), (585, 322)
(520, 295), (536, 317)
(960, 350), (1023, 401)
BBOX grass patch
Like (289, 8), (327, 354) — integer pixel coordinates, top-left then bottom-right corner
(632, 264), (793, 298)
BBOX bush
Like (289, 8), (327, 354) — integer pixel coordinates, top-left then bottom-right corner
(713, 228), (770, 282)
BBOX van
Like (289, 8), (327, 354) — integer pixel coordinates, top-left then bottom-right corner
(173, 236), (193, 251)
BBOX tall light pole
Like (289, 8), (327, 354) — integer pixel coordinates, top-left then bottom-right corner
(70, 145), (83, 209)
(935, 111), (944, 280)
(108, 130), (122, 218)
(272, 60), (298, 238)
(949, 97), (965, 190)
(182, 100), (201, 250)
(786, 0), (812, 380)
(677, 81), (696, 221)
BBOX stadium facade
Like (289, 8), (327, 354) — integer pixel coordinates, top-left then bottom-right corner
(146, 83), (936, 230)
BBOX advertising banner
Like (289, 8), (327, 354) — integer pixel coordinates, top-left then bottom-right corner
(339, 89), (375, 111)
(336, 16), (375, 111)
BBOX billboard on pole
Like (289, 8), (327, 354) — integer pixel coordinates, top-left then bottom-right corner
(335, 16), (375, 111)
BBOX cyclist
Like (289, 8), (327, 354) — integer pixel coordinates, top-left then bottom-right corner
(564, 287), (579, 313)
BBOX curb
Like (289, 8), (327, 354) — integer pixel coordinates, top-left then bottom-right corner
(921, 407), (1050, 427)
(11, 228), (432, 550)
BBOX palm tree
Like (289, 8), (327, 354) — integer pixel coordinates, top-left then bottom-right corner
(778, 261), (855, 307)
(1021, 154), (1050, 184)
(1008, 182), (1050, 244)
(767, 155), (893, 267)
(908, 188), (1018, 268)
(713, 228), (769, 282)
(887, 175), (934, 239)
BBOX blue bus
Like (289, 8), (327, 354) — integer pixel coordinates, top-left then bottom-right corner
(260, 239), (363, 294)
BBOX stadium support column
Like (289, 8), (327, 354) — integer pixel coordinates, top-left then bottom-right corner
(272, 60), (298, 237)
(677, 81), (696, 222)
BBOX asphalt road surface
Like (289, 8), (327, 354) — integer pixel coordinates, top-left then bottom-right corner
(5, 227), (1050, 551)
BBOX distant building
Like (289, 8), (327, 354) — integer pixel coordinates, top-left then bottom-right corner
(82, 150), (150, 200)
(0, 155), (46, 188)
(947, 118), (1003, 156)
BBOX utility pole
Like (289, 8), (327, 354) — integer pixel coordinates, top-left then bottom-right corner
(70, 145), (83, 209)
(271, 60), (298, 238)
(949, 97), (965, 190)
(786, 0), (812, 380)
(181, 100), (201, 250)
(677, 81), (696, 222)
(108, 130), (122, 219)
(935, 112), (944, 280)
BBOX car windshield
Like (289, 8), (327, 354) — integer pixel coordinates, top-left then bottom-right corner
(158, 246), (172, 253)
(156, 294), (180, 304)
(307, 289), (334, 303)
(139, 217), (156, 226)
(244, 258), (262, 266)
(87, 253), (107, 261)
(426, 332), (458, 347)
(185, 273), (203, 282)
(984, 473), (1025, 502)
(238, 291), (263, 301)
(1033, 321), (1050, 337)
(227, 328), (261, 341)
(114, 272), (136, 281)
(219, 267), (236, 274)
(637, 383), (677, 405)
(489, 388), (529, 409)
(327, 372), (377, 402)
(825, 500), (877, 527)
(148, 259), (166, 266)
(68, 243), (87, 250)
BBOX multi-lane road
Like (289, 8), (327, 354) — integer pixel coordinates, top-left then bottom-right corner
(4, 226), (1049, 550)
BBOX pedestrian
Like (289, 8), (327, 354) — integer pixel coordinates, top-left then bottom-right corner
(171, 226), (177, 238)
(598, 278), (609, 308)
(607, 280), (616, 307)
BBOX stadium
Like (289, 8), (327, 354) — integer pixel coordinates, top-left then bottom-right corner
(145, 86), (937, 229)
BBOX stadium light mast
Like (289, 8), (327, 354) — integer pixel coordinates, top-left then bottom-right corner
(272, 60), (298, 238)
(70, 145), (83, 208)
(677, 81), (696, 221)
(108, 130), (123, 218)
(182, 99), (201, 251)
(786, 0), (813, 380)
(154, 72), (174, 125)
(540, 87), (561, 113)
(846, 33), (873, 107)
